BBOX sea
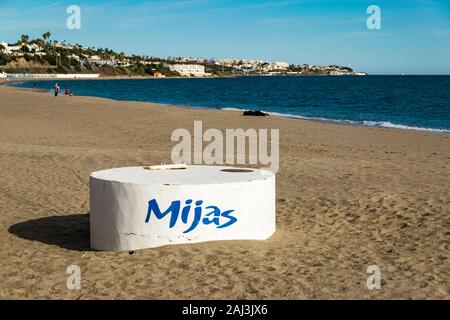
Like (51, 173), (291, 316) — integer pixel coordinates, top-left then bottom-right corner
(10, 75), (450, 133)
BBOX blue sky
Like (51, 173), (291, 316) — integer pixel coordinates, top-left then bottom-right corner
(0, 0), (449, 74)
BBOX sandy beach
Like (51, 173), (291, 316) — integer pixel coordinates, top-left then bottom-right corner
(0, 84), (448, 299)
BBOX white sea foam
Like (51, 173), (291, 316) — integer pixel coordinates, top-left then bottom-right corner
(221, 108), (450, 133)
(221, 107), (246, 112)
(360, 121), (450, 133)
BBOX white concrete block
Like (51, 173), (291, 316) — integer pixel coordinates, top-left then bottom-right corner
(90, 165), (276, 251)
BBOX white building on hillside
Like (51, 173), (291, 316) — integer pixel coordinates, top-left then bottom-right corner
(54, 41), (74, 50)
(0, 41), (19, 53)
(27, 43), (43, 52)
(169, 64), (208, 77)
(216, 59), (240, 66)
(0, 41), (8, 52)
(87, 55), (118, 67)
(270, 61), (290, 70)
(0, 41), (43, 54)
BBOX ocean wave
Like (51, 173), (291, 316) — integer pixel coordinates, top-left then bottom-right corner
(221, 107), (246, 112)
(221, 108), (450, 133)
(360, 121), (450, 133)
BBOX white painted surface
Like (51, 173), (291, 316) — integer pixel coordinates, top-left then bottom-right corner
(90, 165), (276, 251)
(5, 73), (100, 79)
(168, 64), (208, 77)
(56, 74), (100, 79)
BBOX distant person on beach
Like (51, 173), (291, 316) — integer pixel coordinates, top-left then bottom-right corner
(69, 91), (74, 96)
(54, 83), (60, 97)
(65, 88), (69, 95)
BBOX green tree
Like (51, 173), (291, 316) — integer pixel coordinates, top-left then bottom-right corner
(20, 34), (30, 44)
(21, 45), (30, 54)
(0, 52), (13, 66)
(42, 31), (51, 42)
(33, 38), (45, 48)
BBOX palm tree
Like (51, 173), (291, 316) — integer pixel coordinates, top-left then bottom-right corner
(20, 34), (30, 44)
(42, 31), (51, 42)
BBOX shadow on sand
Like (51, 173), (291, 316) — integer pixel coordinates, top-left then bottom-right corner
(9, 213), (91, 251)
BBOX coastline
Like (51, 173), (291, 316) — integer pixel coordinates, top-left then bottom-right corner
(0, 84), (449, 299)
(5, 78), (450, 134)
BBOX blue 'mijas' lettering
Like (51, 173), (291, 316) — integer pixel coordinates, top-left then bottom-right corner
(145, 199), (237, 233)
(202, 206), (237, 229)
(181, 200), (202, 233)
(145, 199), (180, 228)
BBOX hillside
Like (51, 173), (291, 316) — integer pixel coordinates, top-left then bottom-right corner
(1, 33), (366, 77)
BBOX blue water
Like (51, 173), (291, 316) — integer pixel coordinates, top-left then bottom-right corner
(11, 76), (450, 133)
